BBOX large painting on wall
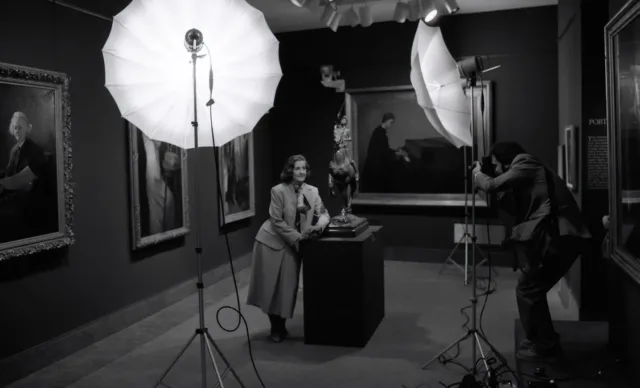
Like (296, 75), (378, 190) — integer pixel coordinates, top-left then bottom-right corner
(128, 122), (189, 250)
(0, 62), (74, 261)
(217, 133), (255, 225)
(347, 82), (493, 207)
(606, 0), (640, 282)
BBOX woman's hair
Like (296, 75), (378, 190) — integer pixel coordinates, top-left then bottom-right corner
(489, 141), (527, 166)
(280, 154), (310, 183)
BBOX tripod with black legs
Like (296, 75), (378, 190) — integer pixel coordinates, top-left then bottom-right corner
(423, 73), (508, 382)
(154, 30), (246, 388)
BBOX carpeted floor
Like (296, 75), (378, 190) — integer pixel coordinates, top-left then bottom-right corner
(7, 261), (579, 388)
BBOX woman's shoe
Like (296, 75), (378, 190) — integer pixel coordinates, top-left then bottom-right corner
(268, 332), (283, 343)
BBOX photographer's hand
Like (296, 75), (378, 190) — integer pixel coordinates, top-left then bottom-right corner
(471, 161), (481, 176)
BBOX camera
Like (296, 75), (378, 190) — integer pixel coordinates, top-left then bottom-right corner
(479, 155), (495, 177)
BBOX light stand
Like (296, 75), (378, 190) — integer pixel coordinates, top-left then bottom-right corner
(422, 69), (508, 385)
(439, 81), (495, 286)
(154, 29), (246, 388)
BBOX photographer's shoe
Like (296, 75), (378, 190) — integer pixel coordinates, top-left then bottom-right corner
(516, 344), (561, 362)
(518, 338), (534, 350)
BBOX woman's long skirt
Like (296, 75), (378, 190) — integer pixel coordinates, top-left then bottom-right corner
(246, 241), (301, 319)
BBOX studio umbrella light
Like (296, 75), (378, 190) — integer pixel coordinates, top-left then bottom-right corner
(412, 21), (508, 387)
(410, 21), (471, 148)
(102, 0), (282, 387)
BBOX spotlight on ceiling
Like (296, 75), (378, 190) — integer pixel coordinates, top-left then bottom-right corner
(424, 9), (438, 22)
(443, 0), (460, 14)
(343, 6), (360, 27)
(420, 0), (440, 25)
(393, 1), (410, 23)
(321, 3), (341, 32)
(290, 0), (308, 6)
(360, 5), (374, 27)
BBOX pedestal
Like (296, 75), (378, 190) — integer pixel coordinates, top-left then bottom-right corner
(300, 226), (385, 347)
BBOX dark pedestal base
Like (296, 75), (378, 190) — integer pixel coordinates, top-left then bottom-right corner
(324, 214), (369, 238)
(300, 226), (385, 348)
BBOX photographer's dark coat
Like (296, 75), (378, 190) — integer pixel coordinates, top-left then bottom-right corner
(474, 153), (591, 243)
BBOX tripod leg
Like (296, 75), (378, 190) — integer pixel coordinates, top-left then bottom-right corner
(472, 332), (490, 374)
(475, 331), (511, 368)
(154, 331), (198, 388)
(203, 334), (225, 388)
(421, 331), (472, 370)
(440, 234), (466, 275)
(206, 331), (247, 388)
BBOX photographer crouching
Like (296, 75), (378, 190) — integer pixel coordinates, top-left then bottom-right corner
(471, 142), (592, 362)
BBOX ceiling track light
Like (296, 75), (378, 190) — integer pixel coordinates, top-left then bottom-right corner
(393, 1), (410, 23)
(290, 0), (308, 7)
(443, 0), (460, 14)
(321, 3), (342, 32)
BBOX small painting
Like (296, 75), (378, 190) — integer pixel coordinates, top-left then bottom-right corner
(128, 122), (189, 250)
(217, 133), (255, 225)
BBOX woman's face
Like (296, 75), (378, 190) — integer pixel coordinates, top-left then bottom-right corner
(293, 160), (307, 183)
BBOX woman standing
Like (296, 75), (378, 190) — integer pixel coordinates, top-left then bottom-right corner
(246, 155), (330, 343)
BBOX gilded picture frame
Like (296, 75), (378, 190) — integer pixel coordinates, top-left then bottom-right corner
(217, 132), (256, 226)
(346, 82), (493, 208)
(605, 0), (640, 283)
(564, 125), (579, 191)
(128, 122), (190, 250)
(0, 62), (74, 261)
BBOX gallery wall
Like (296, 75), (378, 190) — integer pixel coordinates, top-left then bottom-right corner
(272, 6), (559, 256)
(553, 0), (612, 324)
(0, 0), (273, 363)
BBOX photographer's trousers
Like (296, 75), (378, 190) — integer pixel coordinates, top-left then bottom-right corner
(515, 235), (585, 351)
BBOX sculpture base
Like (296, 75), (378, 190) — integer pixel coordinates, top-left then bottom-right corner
(324, 214), (369, 238)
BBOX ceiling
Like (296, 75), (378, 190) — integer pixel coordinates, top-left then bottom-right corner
(61, 0), (558, 33)
(251, 0), (559, 33)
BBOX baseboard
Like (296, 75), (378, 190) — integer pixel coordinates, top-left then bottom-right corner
(385, 245), (514, 268)
(0, 253), (252, 387)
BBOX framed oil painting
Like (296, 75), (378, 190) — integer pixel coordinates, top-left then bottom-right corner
(605, 0), (640, 282)
(564, 125), (579, 191)
(346, 82), (493, 207)
(128, 122), (189, 250)
(217, 132), (255, 225)
(0, 62), (74, 261)
(557, 144), (567, 180)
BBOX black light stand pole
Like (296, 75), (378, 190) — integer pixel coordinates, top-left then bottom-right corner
(423, 70), (511, 383)
(154, 29), (245, 388)
(439, 142), (471, 283)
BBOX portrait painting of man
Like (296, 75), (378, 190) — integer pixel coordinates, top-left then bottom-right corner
(0, 62), (74, 260)
(217, 132), (255, 225)
(128, 122), (189, 250)
(347, 84), (492, 207)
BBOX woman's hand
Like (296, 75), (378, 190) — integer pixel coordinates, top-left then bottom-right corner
(302, 225), (323, 239)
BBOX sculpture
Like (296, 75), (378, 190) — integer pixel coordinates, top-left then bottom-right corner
(326, 115), (368, 237)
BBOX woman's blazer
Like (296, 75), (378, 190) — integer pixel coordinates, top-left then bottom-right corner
(255, 182), (330, 250)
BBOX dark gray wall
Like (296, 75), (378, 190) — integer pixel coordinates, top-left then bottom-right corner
(272, 6), (559, 253)
(0, 0), (273, 361)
